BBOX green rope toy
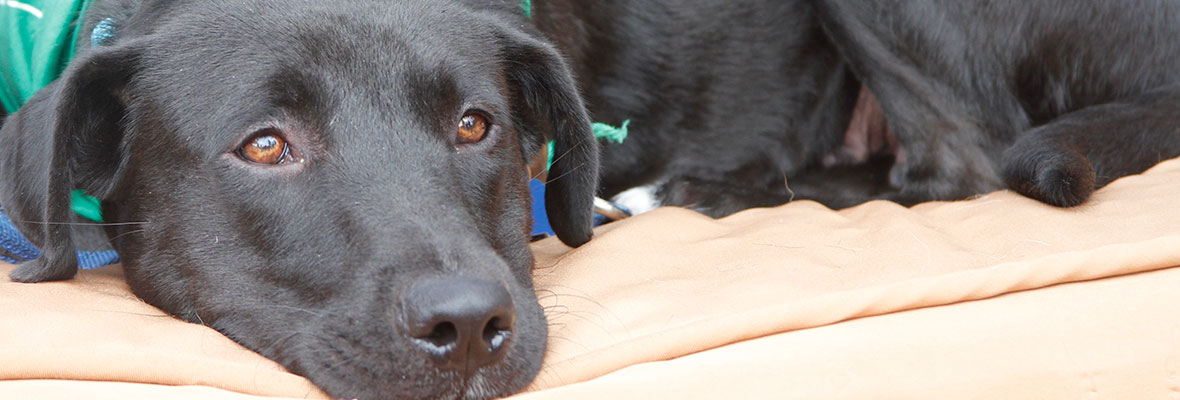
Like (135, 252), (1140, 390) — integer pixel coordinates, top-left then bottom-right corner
(546, 120), (629, 171)
(521, 1), (631, 171)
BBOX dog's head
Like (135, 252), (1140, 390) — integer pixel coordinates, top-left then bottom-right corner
(0, 1), (597, 398)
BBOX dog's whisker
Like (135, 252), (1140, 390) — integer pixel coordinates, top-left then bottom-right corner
(530, 135), (589, 182)
(256, 330), (317, 356)
(534, 289), (562, 302)
(536, 290), (607, 309)
(540, 162), (585, 185)
(18, 220), (149, 227)
(534, 288), (630, 337)
(255, 304), (329, 318)
(87, 309), (172, 317)
(108, 228), (146, 242)
(542, 334), (592, 353)
(544, 135), (590, 171)
(541, 305), (571, 317)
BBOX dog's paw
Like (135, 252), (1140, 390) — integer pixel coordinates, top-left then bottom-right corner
(1002, 143), (1096, 207)
(9, 257), (77, 283)
(657, 178), (792, 218)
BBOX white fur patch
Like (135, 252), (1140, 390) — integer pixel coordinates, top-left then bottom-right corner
(611, 184), (661, 215)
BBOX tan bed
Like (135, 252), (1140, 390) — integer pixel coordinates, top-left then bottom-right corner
(4, 157), (1180, 399)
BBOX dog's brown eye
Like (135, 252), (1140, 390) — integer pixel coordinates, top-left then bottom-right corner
(457, 113), (489, 145)
(238, 130), (289, 164)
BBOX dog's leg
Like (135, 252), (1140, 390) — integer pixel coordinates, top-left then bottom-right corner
(1003, 87), (1180, 207)
(812, 1), (1030, 205)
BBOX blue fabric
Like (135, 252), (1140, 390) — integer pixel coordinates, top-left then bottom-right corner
(530, 178), (630, 237)
(530, 179), (553, 236)
(90, 17), (116, 47)
(0, 206), (119, 269)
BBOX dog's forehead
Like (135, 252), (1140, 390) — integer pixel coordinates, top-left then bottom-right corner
(133, 0), (509, 152)
(151, 0), (499, 65)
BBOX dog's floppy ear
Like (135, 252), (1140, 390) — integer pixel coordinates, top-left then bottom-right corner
(4, 43), (141, 282)
(499, 28), (599, 247)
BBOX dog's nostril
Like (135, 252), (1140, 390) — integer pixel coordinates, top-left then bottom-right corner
(403, 276), (516, 371)
(426, 321), (459, 348)
(483, 317), (512, 351)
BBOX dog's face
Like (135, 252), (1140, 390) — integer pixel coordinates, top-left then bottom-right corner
(1, 1), (597, 398)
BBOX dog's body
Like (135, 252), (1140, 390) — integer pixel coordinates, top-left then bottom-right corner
(588, 0), (1180, 215)
(812, 0), (1180, 208)
(5, 0), (1180, 399)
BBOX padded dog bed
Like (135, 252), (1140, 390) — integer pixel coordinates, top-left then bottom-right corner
(4, 157), (1180, 399)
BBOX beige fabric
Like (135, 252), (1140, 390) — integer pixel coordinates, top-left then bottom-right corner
(0, 264), (324, 399)
(3, 157), (1180, 399)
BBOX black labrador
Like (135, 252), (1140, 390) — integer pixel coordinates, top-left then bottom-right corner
(2, 0), (597, 399)
(593, 0), (1180, 215)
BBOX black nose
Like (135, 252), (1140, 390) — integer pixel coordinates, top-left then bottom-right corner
(402, 276), (516, 371)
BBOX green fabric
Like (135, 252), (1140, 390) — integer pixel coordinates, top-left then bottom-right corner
(70, 189), (103, 222)
(1, 0), (95, 114)
(546, 120), (630, 172)
(591, 120), (630, 144)
(520, 0), (531, 18)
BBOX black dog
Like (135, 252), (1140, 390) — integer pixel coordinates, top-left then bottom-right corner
(591, 0), (1180, 215)
(2, 1), (598, 399)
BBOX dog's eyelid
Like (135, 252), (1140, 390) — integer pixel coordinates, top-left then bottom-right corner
(462, 107), (496, 123)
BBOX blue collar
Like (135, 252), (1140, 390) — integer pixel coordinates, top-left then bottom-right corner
(0, 206), (118, 268)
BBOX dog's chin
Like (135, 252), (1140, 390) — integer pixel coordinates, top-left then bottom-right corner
(295, 336), (545, 399)
(297, 353), (544, 400)
(302, 340), (545, 400)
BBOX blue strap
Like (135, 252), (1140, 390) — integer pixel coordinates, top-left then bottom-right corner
(529, 179), (553, 236)
(0, 208), (40, 262)
(0, 206), (118, 269)
(529, 179), (630, 237)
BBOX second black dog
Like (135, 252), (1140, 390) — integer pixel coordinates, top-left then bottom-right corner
(590, 0), (1180, 215)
